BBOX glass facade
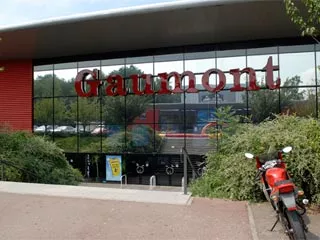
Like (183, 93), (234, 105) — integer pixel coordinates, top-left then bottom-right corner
(33, 43), (320, 184)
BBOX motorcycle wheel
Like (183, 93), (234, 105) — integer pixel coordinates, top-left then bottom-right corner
(285, 209), (306, 240)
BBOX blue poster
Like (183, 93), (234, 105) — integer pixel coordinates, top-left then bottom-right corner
(106, 155), (122, 181)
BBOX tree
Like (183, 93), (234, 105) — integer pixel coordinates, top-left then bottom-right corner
(284, 0), (320, 41)
(248, 76), (305, 123)
(34, 74), (74, 97)
(34, 98), (67, 129)
(102, 65), (153, 124)
(70, 98), (99, 132)
(102, 65), (180, 124)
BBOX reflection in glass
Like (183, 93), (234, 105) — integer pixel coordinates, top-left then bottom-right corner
(123, 63), (153, 93)
(184, 58), (215, 87)
(33, 98), (53, 133)
(284, 87), (316, 117)
(247, 54), (278, 88)
(101, 63), (126, 96)
(78, 97), (101, 153)
(317, 51), (320, 85)
(126, 95), (153, 124)
(216, 55), (246, 87)
(158, 108), (183, 125)
(280, 51), (316, 86)
(54, 68), (77, 97)
(53, 97), (77, 152)
(155, 124), (183, 154)
(102, 125), (125, 153)
(34, 70), (53, 97)
(127, 124), (156, 153)
(248, 89), (280, 123)
(154, 55), (183, 90)
(103, 96), (125, 125)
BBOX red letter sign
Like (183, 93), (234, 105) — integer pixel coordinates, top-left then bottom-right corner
(242, 67), (260, 91)
(263, 56), (281, 90)
(229, 69), (246, 92)
(202, 69), (226, 93)
(74, 69), (101, 97)
(105, 74), (127, 96)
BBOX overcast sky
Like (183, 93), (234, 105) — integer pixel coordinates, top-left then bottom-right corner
(0, 0), (180, 27)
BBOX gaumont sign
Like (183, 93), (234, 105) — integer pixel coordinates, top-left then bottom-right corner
(75, 56), (281, 97)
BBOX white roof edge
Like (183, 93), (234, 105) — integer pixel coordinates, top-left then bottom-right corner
(0, 0), (259, 32)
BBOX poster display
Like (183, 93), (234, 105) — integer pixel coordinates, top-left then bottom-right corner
(106, 155), (122, 181)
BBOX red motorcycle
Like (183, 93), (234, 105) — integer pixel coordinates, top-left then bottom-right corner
(245, 146), (309, 240)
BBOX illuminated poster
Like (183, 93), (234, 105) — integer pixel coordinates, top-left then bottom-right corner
(106, 155), (122, 181)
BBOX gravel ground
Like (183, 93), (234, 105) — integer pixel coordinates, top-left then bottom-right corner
(0, 193), (251, 240)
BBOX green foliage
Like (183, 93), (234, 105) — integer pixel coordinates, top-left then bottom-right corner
(248, 76), (305, 123)
(70, 97), (99, 130)
(0, 130), (83, 185)
(191, 115), (320, 205)
(284, 0), (320, 38)
(34, 98), (68, 126)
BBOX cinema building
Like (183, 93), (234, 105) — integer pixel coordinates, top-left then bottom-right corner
(0, 0), (319, 185)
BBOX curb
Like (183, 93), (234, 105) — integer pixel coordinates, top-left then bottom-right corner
(246, 202), (259, 240)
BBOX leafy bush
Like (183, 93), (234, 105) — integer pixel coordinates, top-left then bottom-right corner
(190, 115), (320, 205)
(0, 129), (83, 185)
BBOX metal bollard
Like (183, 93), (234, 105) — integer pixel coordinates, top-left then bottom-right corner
(149, 175), (156, 189)
(120, 174), (127, 188)
(181, 177), (184, 192)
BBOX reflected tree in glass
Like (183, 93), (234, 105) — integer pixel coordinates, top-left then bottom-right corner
(70, 98), (99, 132)
(102, 65), (153, 124)
(34, 98), (66, 130)
(248, 76), (304, 122)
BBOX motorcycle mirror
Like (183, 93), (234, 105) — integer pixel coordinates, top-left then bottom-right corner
(245, 153), (254, 159)
(282, 146), (292, 153)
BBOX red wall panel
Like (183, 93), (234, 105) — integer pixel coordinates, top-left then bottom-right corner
(0, 60), (32, 131)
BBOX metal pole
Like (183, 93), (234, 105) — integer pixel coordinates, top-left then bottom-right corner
(183, 148), (187, 195)
(1, 161), (4, 181)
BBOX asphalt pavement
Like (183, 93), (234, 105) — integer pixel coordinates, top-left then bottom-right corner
(0, 181), (319, 240)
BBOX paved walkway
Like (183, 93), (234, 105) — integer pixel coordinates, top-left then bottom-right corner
(0, 181), (191, 205)
(0, 181), (319, 240)
(0, 192), (251, 240)
(250, 202), (320, 240)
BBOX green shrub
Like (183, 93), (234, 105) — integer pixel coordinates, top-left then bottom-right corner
(190, 115), (320, 205)
(0, 130), (83, 185)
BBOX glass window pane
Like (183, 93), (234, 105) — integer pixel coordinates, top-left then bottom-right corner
(103, 96), (125, 125)
(53, 97), (77, 152)
(216, 49), (246, 58)
(33, 98), (54, 134)
(127, 124), (156, 153)
(247, 47), (277, 56)
(124, 60), (153, 94)
(103, 124), (125, 153)
(154, 54), (183, 91)
(126, 95), (153, 124)
(279, 51), (316, 86)
(34, 69), (53, 98)
(54, 63), (77, 97)
(279, 44), (314, 54)
(217, 55), (246, 88)
(78, 98), (101, 153)
(102, 60), (126, 97)
(155, 123), (183, 154)
(317, 51), (320, 85)
(157, 106), (184, 124)
(282, 87), (316, 117)
(247, 54), (278, 88)
(248, 89), (280, 123)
